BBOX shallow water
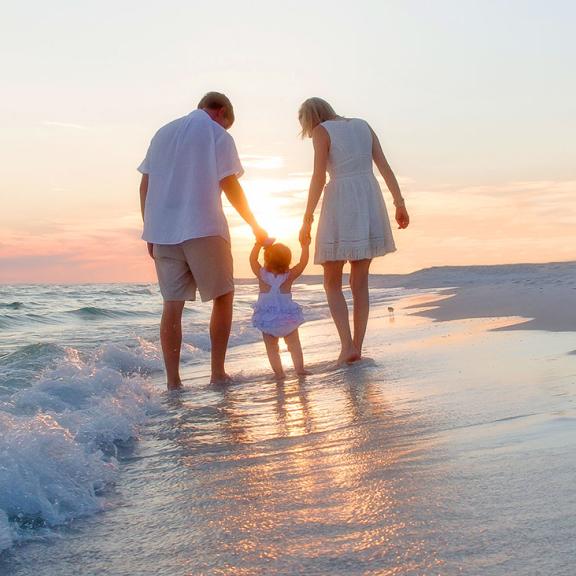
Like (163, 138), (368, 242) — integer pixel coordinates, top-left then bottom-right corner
(1, 270), (576, 574)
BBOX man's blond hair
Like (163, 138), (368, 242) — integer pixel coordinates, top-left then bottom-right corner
(197, 92), (235, 125)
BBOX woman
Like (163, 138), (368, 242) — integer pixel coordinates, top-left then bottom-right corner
(298, 97), (409, 364)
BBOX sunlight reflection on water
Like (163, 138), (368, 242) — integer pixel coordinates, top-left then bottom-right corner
(152, 366), (444, 575)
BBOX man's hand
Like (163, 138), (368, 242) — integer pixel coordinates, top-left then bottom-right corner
(147, 242), (154, 259)
(252, 224), (268, 244)
(395, 205), (410, 229)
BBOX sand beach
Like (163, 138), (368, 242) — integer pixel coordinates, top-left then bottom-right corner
(0, 262), (575, 575)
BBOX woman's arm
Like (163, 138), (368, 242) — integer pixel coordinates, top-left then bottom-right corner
(249, 242), (262, 277)
(300, 126), (329, 243)
(370, 127), (410, 229)
(289, 241), (310, 281)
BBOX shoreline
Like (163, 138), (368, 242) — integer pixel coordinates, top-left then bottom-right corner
(2, 269), (576, 574)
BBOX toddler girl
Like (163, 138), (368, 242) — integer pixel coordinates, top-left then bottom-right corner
(250, 239), (310, 378)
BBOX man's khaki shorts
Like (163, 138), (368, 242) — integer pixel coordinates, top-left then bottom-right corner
(153, 236), (234, 302)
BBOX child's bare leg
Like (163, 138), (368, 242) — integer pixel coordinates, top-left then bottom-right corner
(284, 330), (310, 375)
(263, 333), (285, 378)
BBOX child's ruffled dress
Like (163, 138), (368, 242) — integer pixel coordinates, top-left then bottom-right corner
(252, 269), (304, 337)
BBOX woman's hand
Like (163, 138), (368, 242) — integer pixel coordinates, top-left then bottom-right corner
(395, 205), (410, 229)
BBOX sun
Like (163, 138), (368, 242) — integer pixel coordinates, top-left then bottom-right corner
(233, 177), (308, 243)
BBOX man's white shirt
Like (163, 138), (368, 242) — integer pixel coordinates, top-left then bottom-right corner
(138, 109), (244, 244)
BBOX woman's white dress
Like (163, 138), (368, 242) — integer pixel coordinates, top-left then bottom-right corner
(314, 118), (396, 264)
(252, 269), (305, 338)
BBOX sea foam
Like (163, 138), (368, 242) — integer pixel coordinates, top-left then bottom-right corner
(0, 341), (159, 551)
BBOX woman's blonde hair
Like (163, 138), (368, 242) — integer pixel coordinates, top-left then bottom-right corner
(298, 97), (339, 138)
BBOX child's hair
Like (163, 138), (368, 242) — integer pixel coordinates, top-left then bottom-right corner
(298, 97), (339, 138)
(264, 243), (292, 274)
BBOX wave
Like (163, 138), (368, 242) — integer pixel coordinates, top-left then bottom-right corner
(0, 302), (24, 310)
(0, 313), (60, 330)
(66, 306), (157, 320)
(0, 342), (69, 368)
(0, 307), (157, 331)
(0, 342), (160, 552)
(0, 338), (173, 395)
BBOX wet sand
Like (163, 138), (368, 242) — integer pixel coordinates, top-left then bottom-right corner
(4, 286), (575, 575)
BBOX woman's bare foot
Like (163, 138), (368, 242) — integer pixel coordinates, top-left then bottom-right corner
(296, 369), (312, 376)
(337, 346), (361, 365)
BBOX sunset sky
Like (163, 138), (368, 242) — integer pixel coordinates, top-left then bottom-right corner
(1, 0), (575, 283)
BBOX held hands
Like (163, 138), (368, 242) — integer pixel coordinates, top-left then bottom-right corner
(300, 227), (312, 246)
(252, 224), (269, 245)
(299, 221), (312, 246)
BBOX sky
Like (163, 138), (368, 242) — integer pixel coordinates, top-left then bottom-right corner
(0, 0), (575, 283)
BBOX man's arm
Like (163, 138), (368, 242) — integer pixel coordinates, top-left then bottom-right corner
(220, 175), (267, 242)
(139, 174), (154, 258)
(139, 174), (149, 220)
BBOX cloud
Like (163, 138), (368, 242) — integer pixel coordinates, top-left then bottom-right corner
(1, 177), (575, 282)
(41, 121), (90, 130)
(0, 212), (151, 283)
(239, 154), (284, 170)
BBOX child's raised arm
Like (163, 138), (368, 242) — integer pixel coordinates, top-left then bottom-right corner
(289, 241), (310, 281)
(249, 242), (263, 277)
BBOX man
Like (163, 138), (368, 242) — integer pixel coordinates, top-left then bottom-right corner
(138, 92), (266, 388)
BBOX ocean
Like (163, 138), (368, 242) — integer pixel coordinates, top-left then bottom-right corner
(1, 264), (575, 575)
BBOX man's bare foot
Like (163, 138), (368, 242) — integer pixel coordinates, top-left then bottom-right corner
(167, 380), (183, 391)
(296, 369), (312, 376)
(211, 372), (233, 385)
(274, 371), (286, 380)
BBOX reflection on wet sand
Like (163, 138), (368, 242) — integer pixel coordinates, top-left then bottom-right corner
(164, 364), (443, 575)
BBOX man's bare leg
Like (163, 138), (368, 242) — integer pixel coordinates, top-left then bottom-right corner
(323, 262), (360, 364)
(160, 300), (185, 390)
(210, 290), (234, 383)
(263, 333), (285, 379)
(350, 259), (371, 357)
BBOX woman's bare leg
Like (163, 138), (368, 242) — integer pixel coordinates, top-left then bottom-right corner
(263, 333), (285, 379)
(323, 261), (360, 364)
(284, 330), (309, 375)
(350, 259), (371, 356)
